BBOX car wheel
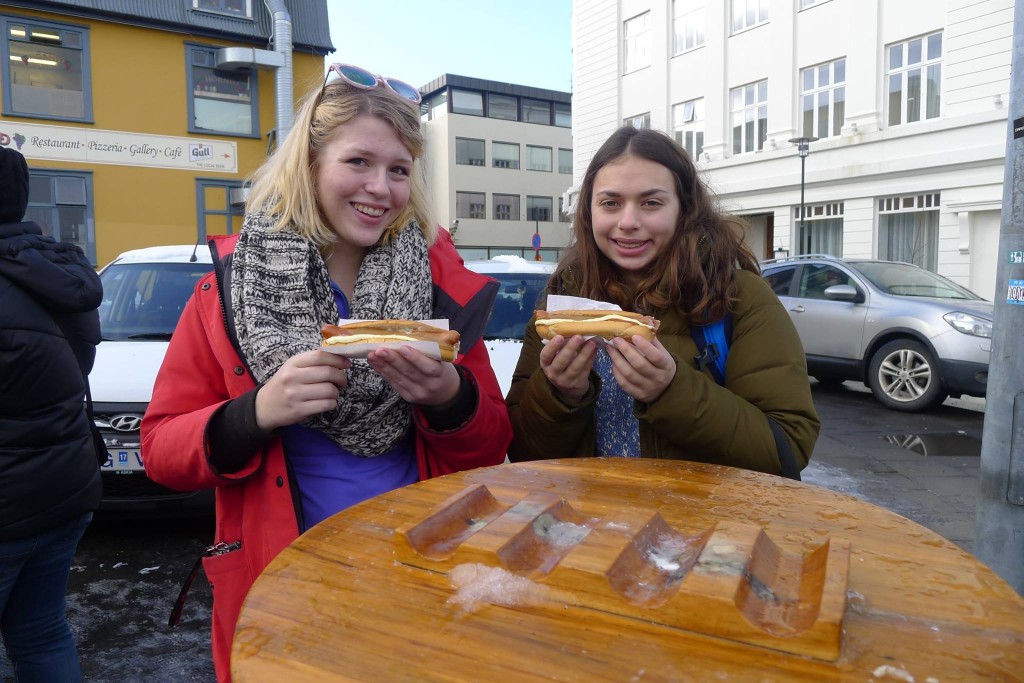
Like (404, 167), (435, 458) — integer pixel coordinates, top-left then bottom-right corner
(867, 339), (945, 412)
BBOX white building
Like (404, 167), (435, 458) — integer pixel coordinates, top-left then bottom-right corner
(419, 74), (574, 262)
(571, 0), (1012, 300)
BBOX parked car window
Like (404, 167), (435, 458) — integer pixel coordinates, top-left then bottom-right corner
(763, 266), (795, 295)
(484, 273), (550, 340)
(800, 265), (849, 299)
(851, 261), (981, 300)
(99, 262), (210, 340)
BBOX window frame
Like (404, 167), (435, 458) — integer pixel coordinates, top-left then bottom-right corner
(558, 148), (573, 175)
(623, 11), (652, 74)
(554, 102), (572, 127)
(885, 31), (943, 127)
(456, 191), (487, 220)
(493, 193), (521, 221)
(451, 88), (484, 116)
(455, 137), (486, 167)
(196, 179), (246, 241)
(1, 15), (93, 122)
(186, 43), (259, 138)
(877, 192), (941, 271)
(794, 202), (845, 256)
(672, 98), (705, 160)
(191, 0), (253, 19)
(730, 0), (769, 34)
(673, 0), (705, 55)
(623, 112), (651, 129)
(730, 80), (768, 155)
(487, 93), (518, 121)
(799, 58), (846, 140)
(492, 141), (520, 170)
(525, 145), (553, 172)
(526, 196), (553, 222)
(26, 168), (96, 264)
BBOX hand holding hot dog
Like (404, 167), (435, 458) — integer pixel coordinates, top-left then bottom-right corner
(539, 334), (598, 404)
(606, 335), (677, 404)
(255, 349), (351, 432)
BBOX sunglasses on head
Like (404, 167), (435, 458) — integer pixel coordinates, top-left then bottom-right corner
(318, 63), (422, 105)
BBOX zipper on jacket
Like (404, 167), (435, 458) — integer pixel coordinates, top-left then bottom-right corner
(168, 540), (242, 626)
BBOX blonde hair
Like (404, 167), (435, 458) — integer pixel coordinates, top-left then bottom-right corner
(244, 78), (437, 247)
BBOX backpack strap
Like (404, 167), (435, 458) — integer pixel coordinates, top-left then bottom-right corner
(690, 316), (731, 386)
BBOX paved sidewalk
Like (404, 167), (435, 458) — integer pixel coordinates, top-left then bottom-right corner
(801, 382), (984, 554)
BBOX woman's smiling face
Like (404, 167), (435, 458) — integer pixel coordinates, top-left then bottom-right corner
(315, 114), (413, 252)
(590, 154), (680, 280)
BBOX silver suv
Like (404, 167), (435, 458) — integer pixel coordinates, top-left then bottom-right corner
(760, 254), (992, 412)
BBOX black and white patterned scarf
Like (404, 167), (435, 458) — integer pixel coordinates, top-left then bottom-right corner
(231, 212), (432, 456)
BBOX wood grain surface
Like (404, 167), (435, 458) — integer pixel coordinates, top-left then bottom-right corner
(232, 458), (1024, 682)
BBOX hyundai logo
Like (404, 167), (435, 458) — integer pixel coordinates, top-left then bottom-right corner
(109, 414), (144, 433)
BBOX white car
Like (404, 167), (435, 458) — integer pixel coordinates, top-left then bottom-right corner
(465, 255), (556, 397)
(91, 244), (214, 512)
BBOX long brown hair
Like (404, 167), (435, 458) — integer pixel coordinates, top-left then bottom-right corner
(553, 126), (758, 324)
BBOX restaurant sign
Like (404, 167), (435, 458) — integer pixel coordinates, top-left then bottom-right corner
(0, 120), (237, 173)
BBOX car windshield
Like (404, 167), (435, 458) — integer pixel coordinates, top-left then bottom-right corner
(850, 261), (983, 300)
(98, 262), (213, 341)
(483, 273), (552, 340)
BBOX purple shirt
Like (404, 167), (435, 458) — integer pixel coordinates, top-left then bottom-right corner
(281, 282), (417, 532)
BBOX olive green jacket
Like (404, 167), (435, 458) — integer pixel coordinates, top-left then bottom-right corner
(506, 270), (820, 475)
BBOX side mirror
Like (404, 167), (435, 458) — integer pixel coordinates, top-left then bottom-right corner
(824, 284), (860, 302)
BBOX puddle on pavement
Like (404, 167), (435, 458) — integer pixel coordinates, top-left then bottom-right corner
(881, 432), (981, 457)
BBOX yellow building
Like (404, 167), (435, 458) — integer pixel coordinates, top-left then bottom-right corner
(0, 0), (334, 265)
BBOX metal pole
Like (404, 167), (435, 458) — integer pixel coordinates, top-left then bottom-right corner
(800, 154), (807, 234)
(974, 1), (1024, 595)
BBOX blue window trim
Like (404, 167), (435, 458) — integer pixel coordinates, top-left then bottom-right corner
(195, 178), (246, 242)
(26, 167), (97, 265)
(0, 14), (94, 123)
(185, 43), (260, 139)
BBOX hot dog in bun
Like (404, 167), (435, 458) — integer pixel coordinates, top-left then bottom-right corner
(320, 320), (460, 362)
(533, 310), (660, 342)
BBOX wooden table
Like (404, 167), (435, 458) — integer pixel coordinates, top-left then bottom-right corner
(232, 459), (1024, 682)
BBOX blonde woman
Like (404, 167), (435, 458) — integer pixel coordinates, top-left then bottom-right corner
(142, 65), (510, 682)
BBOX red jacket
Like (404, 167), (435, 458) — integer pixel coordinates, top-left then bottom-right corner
(141, 230), (510, 682)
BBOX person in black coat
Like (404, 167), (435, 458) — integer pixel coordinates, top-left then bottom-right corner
(0, 146), (103, 681)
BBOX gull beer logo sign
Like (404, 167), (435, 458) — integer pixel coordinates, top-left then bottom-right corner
(190, 143), (213, 162)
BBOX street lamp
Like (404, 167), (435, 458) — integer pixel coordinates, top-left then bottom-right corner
(787, 136), (818, 247)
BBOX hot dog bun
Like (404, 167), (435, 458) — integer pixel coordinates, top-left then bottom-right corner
(320, 320), (460, 362)
(534, 309), (660, 342)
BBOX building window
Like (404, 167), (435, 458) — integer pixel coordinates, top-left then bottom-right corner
(488, 93), (518, 120)
(193, 0), (252, 18)
(886, 32), (942, 127)
(878, 193), (940, 271)
(493, 194), (520, 221)
(198, 180), (246, 239)
(455, 137), (485, 166)
(451, 89), (484, 116)
(624, 12), (651, 74)
(559, 197), (571, 222)
(527, 196), (552, 222)
(731, 0), (769, 33)
(523, 98), (551, 125)
(188, 45), (257, 136)
(795, 202), (844, 256)
(624, 112), (651, 129)
(26, 170), (94, 263)
(558, 148), (573, 174)
(2, 17), (91, 121)
(492, 142), (520, 169)
(799, 0), (828, 7)
(673, 0), (705, 54)
(427, 92), (447, 120)
(800, 58), (845, 140)
(526, 145), (552, 172)
(554, 103), (572, 127)
(456, 192), (487, 219)
(731, 80), (768, 154)
(673, 98), (704, 160)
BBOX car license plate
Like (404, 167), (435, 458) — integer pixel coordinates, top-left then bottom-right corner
(103, 449), (145, 472)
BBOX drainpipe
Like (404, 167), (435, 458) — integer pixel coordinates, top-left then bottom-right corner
(263, 0), (293, 143)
